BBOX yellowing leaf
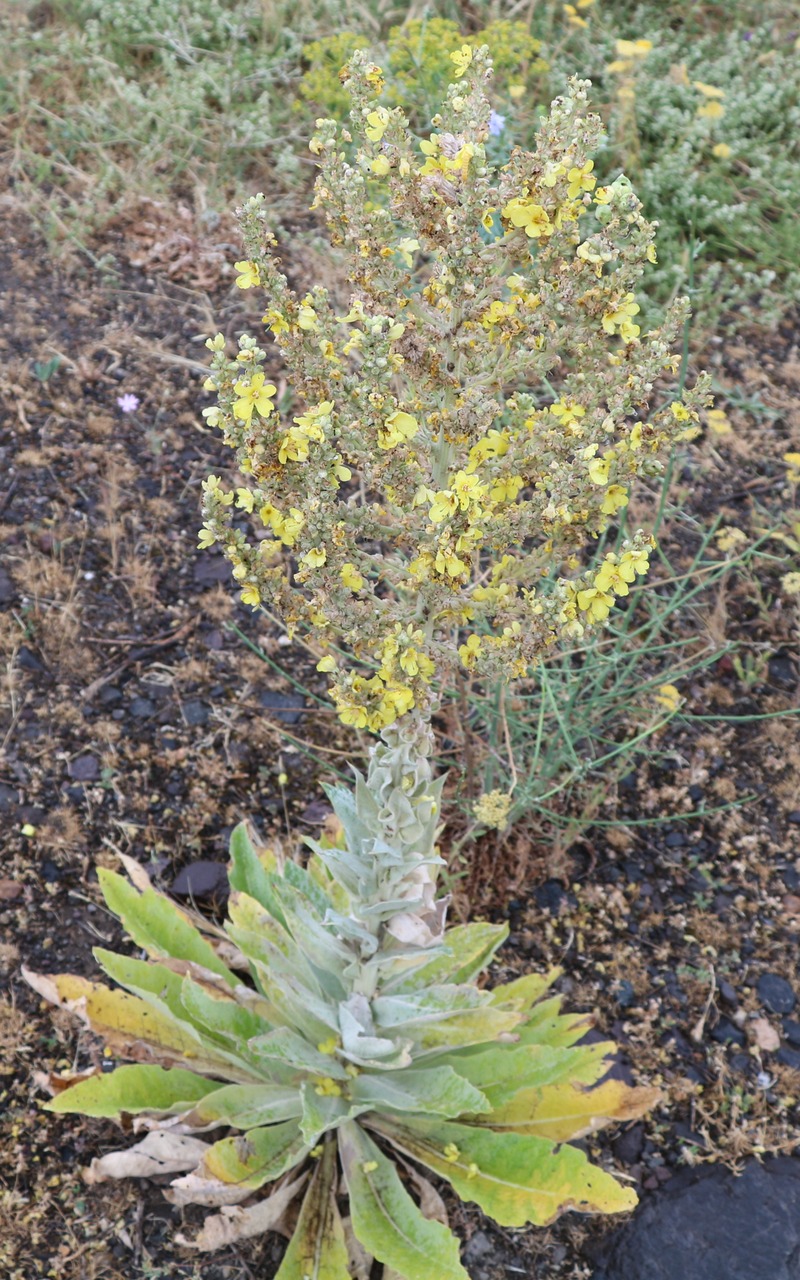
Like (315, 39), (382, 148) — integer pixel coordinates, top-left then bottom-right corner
(275, 1143), (350, 1279)
(202, 1119), (308, 1190)
(488, 1079), (660, 1141)
(373, 1116), (638, 1226)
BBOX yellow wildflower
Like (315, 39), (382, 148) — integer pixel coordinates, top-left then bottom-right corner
(234, 260), (260, 289)
(712, 142), (732, 159)
(302, 547), (327, 569)
(450, 45), (473, 78)
(567, 160), (596, 198)
(601, 484), (629, 516)
(655, 684), (681, 712)
(502, 197), (552, 239)
(576, 586), (614, 622)
(707, 408), (732, 436)
(698, 100), (725, 119)
(314, 1077), (342, 1097)
(240, 584), (261, 607)
(316, 655), (336, 673)
(443, 1143), (461, 1162)
(232, 372), (277, 424)
(378, 409), (418, 450)
(365, 107), (390, 142)
(458, 634), (483, 670)
(783, 452), (800, 483)
(588, 456), (610, 485)
(340, 563), (364, 591)
(694, 81), (725, 99)
(602, 293), (641, 341)
(782, 572), (800, 596)
(197, 525), (216, 549)
(362, 1161), (379, 1174)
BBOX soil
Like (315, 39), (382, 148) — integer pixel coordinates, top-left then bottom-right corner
(1, 201), (799, 1280)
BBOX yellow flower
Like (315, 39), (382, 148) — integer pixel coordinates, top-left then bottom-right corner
(712, 142), (732, 159)
(365, 107), (390, 142)
(458, 634), (483, 670)
(615, 38), (652, 59)
(240, 584), (261, 607)
(361, 1161), (379, 1174)
(491, 474), (524, 503)
(655, 684), (681, 712)
(707, 408), (732, 437)
(564, 3), (587, 26)
(378, 409), (418, 450)
(715, 526), (747, 553)
(698, 100), (725, 119)
(694, 81), (725, 99)
(340, 563), (364, 591)
(232, 372), (277, 423)
(782, 571), (800, 596)
(450, 45), (473, 78)
(314, 1077), (342, 1097)
(567, 161), (595, 198)
(197, 525), (216, 549)
(264, 308), (289, 336)
(316, 655), (336, 673)
(395, 237), (419, 268)
(297, 302), (318, 331)
(601, 484), (629, 515)
(235, 488), (255, 512)
(602, 293), (640, 340)
(576, 586), (614, 621)
(302, 546), (327, 569)
(502, 197), (552, 239)
(234, 260), (260, 289)
(371, 155), (390, 176)
(588, 457), (610, 485)
(429, 490), (459, 523)
(443, 1143), (461, 1162)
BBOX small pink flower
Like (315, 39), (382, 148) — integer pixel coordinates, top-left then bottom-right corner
(116, 393), (140, 413)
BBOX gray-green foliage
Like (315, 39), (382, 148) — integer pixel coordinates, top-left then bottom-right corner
(26, 716), (653, 1272)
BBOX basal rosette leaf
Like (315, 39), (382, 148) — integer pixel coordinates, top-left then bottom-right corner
(370, 1115), (638, 1226)
(44, 1064), (224, 1117)
(275, 1142), (350, 1280)
(96, 868), (237, 987)
(339, 1122), (470, 1280)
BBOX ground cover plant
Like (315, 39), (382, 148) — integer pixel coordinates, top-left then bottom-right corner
(21, 46), (710, 1275)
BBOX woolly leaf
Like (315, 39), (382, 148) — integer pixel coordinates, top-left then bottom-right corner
(339, 1122), (469, 1280)
(202, 1119), (308, 1189)
(275, 1143), (350, 1280)
(349, 1066), (490, 1119)
(186, 1082), (303, 1129)
(45, 1065), (223, 1117)
(383, 922), (509, 994)
(373, 1116), (638, 1226)
(97, 868), (237, 987)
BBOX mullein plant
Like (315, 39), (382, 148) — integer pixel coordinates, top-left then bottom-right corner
(26, 49), (707, 1275)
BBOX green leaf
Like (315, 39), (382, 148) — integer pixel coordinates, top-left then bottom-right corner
(187, 1082), (303, 1129)
(275, 1142), (350, 1280)
(488, 967), (560, 1011)
(516, 996), (590, 1048)
(339, 1122), (469, 1280)
(249, 1027), (350, 1081)
(385, 923), (509, 994)
(46, 1065), (223, 1117)
(443, 1042), (613, 1110)
(372, 1116), (638, 1227)
(97, 869), (237, 987)
(203, 1119), (308, 1190)
(229, 823), (287, 927)
(349, 1067), (490, 1119)
(299, 1080), (361, 1144)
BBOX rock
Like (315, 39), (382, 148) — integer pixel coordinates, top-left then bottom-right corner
(462, 1229), (494, 1278)
(129, 697), (155, 720)
(710, 1017), (746, 1047)
(788, 811), (800, 825)
(98, 684), (122, 706)
(0, 880), (23, 901)
(718, 979), (738, 1009)
(665, 831), (686, 848)
(68, 754), (100, 782)
(193, 554), (232, 587)
(0, 783), (18, 811)
(171, 861), (228, 898)
(751, 1018), (780, 1052)
(181, 699), (209, 727)
(776, 1046), (800, 1071)
(614, 980), (636, 1010)
(592, 1157), (800, 1280)
(258, 690), (305, 724)
(613, 1123), (645, 1166)
(782, 1019), (800, 1048)
(17, 645), (46, 672)
(757, 973), (796, 1015)
(534, 880), (566, 914)
(0, 566), (14, 605)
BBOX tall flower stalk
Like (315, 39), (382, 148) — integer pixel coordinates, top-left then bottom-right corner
(26, 49), (705, 1274)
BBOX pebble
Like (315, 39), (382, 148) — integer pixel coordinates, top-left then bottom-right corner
(757, 973), (796, 1015)
(776, 1045), (800, 1070)
(129, 697), (155, 719)
(665, 831), (686, 848)
(258, 689), (305, 724)
(171, 861), (228, 898)
(68, 753), (100, 782)
(781, 1019), (800, 1047)
(710, 1017), (746, 1047)
(181, 698), (209, 726)
(614, 979), (636, 1009)
(718, 979), (738, 1009)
